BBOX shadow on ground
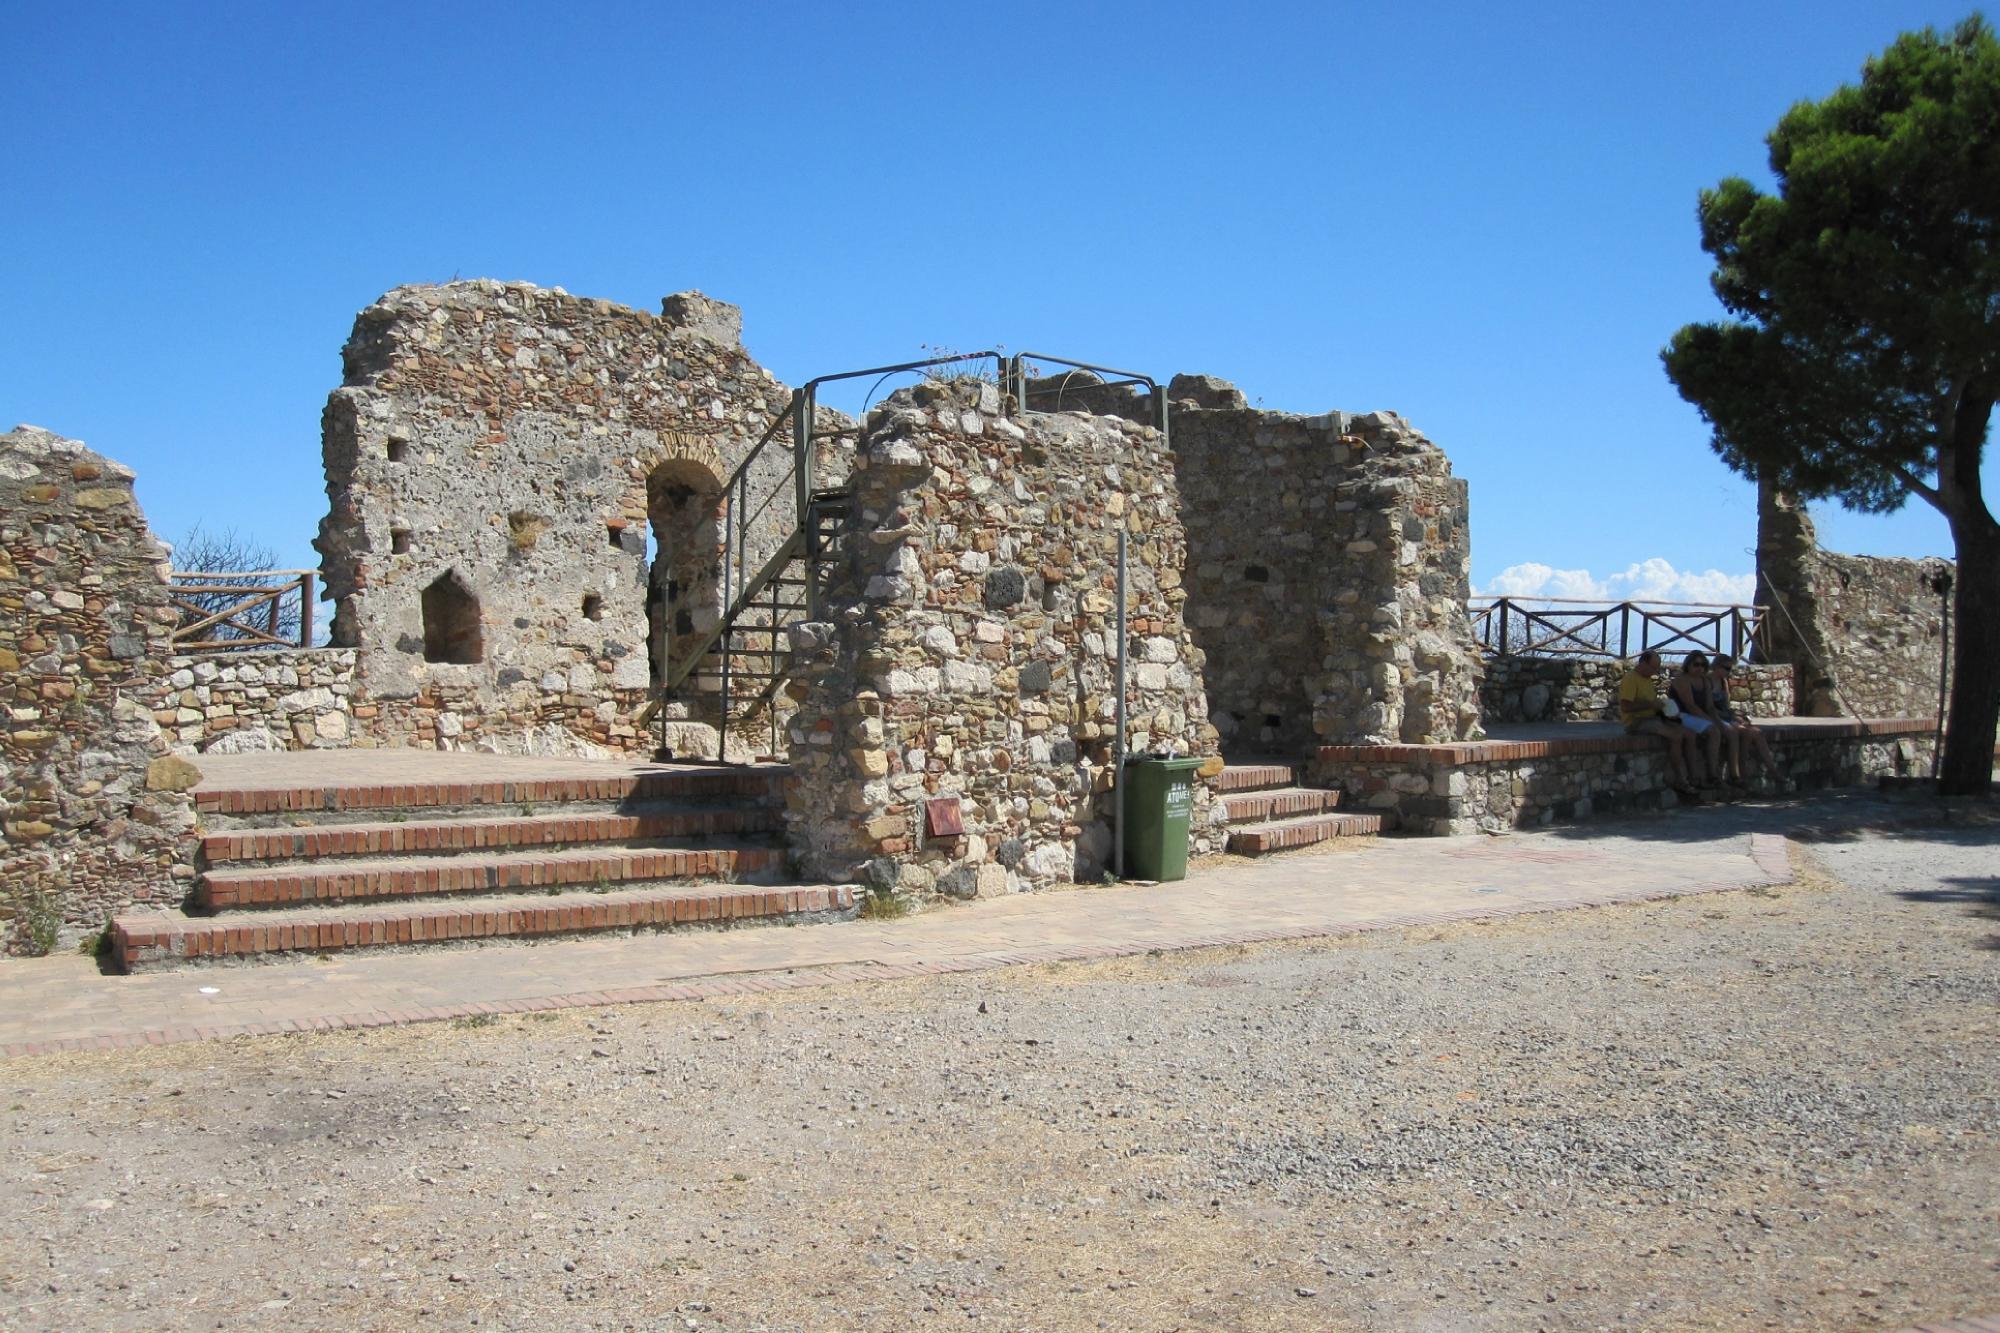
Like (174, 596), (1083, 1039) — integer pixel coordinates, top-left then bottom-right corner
(1896, 871), (2000, 951)
(1531, 787), (1999, 848)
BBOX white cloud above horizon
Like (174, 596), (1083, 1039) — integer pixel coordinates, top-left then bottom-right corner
(1478, 558), (1756, 605)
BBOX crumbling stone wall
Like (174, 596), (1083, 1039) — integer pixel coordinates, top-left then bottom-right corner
(1170, 377), (1482, 752)
(1480, 657), (1794, 723)
(0, 427), (197, 952)
(317, 281), (831, 757)
(1757, 484), (1953, 718)
(783, 381), (1220, 895)
(137, 649), (359, 752)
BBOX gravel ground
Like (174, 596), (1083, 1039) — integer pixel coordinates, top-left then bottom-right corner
(1, 815), (1995, 1332)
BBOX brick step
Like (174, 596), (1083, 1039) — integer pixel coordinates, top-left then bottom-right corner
(1213, 762), (1300, 793)
(194, 765), (788, 825)
(1226, 811), (1385, 856)
(201, 803), (782, 866)
(198, 843), (784, 909)
(1222, 786), (1342, 824)
(111, 881), (856, 971)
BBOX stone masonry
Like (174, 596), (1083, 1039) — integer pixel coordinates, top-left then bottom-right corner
(1757, 483), (1954, 719)
(0, 427), (198, 953)
(1480, 656), (1794, 724)
(316, 281), (836, 758)
(1169, 377), (1482, 752)
(782, 380), (1221, 896)
(1316, 721), (1934, 835)
(136, 649), (359, 752)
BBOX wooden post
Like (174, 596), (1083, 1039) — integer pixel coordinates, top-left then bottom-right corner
(300, 572), (315, 648)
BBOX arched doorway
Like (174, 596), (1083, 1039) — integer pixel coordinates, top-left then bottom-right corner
(645, 459), (726, 694)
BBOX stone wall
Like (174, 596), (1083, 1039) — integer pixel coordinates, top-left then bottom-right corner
(1314, 719), (1935, 835)
(1757, 484), (1952, 719)
(137, 649), (359, 752)
(0, 427), (198, 953)
(1480, 657), (1794, 723)
(1170, 377), (1482, 752)
(317, 281), (837, 758)
(782, 381), (1221, 896)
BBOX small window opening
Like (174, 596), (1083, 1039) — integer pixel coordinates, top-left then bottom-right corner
(421, 570), (483, 664)
(608, 523), (624, 550)
(386, 437), (410, 463)
(390, 527), (411, 555)
(1243, 564), (1270, 583)
(582, 594), (604, 622)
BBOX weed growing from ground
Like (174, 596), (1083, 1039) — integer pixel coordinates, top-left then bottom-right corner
(857, 888), (907, 920)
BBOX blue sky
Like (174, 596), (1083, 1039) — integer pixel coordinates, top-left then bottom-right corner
(6, 1), (1985, 603)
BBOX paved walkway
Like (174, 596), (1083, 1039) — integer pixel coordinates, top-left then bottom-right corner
(1, 802), (1814, 1056)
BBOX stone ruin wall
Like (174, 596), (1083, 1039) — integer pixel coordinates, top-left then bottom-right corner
(783, 381), (1221, 896)
(317, 281), (836, 758)
(0, 427), (198, 953)
(144, 649), (359, 753)
(1757, 484), (1952, 719)
(1167, 376), (1482, 753)
(1480, 656), (1794, 724)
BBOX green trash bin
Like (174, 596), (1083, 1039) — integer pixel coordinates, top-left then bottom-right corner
(1121, 754), (1205, 881)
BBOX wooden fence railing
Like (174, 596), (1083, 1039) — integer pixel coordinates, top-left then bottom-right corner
(168, 569), (315, 651)
(1469, 596), (1765, 661)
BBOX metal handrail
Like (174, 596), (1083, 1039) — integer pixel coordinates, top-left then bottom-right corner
(1006, 352), (1168, 440)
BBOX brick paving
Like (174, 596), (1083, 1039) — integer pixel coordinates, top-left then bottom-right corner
(0, 795), (1794, 1055)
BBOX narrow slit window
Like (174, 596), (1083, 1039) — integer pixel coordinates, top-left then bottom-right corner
(390, 528), (411, 555)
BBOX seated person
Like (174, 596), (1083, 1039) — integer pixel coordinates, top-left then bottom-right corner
(1618, 649), (1699, 794)
(1668, 653), (1728, 788)
(1711, 655), (1779, 786)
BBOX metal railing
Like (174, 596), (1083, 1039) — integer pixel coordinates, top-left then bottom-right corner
(1005, 353), (1168, 442)
(1470, 596), (1765, 661)
(168, 569), (316, 650)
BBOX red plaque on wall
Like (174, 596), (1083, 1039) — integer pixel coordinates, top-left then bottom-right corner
(924, 796), (965, 838)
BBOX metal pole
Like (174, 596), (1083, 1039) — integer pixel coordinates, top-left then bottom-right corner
(1114, 529), (1128, 881)
(724, 480), (738, 626)
(719, 629), (732, 761)
(1931, 574), (1952, 781)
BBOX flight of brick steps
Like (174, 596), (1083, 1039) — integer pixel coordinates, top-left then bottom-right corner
(109, 766), (854, 971)
(1217, 760), (1385, 854)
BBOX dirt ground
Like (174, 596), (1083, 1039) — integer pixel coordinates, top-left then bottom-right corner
(1, 824), (1995, 1332)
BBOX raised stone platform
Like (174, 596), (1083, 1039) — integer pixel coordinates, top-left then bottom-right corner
(1312, 717), (1938, 834)
(110, 750), (848, 970)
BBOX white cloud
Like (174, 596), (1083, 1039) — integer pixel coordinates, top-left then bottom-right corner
(1479, 559), (1755, 605)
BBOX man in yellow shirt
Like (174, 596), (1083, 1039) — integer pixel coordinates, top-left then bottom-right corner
(1619, 649), (1699, 796)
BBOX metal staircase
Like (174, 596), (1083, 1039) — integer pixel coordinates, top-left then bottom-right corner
(652, 487), (850, 757)
(648, 351), (1167, 760)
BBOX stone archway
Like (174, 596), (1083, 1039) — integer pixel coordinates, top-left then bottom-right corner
(645, 454), (726, 693)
